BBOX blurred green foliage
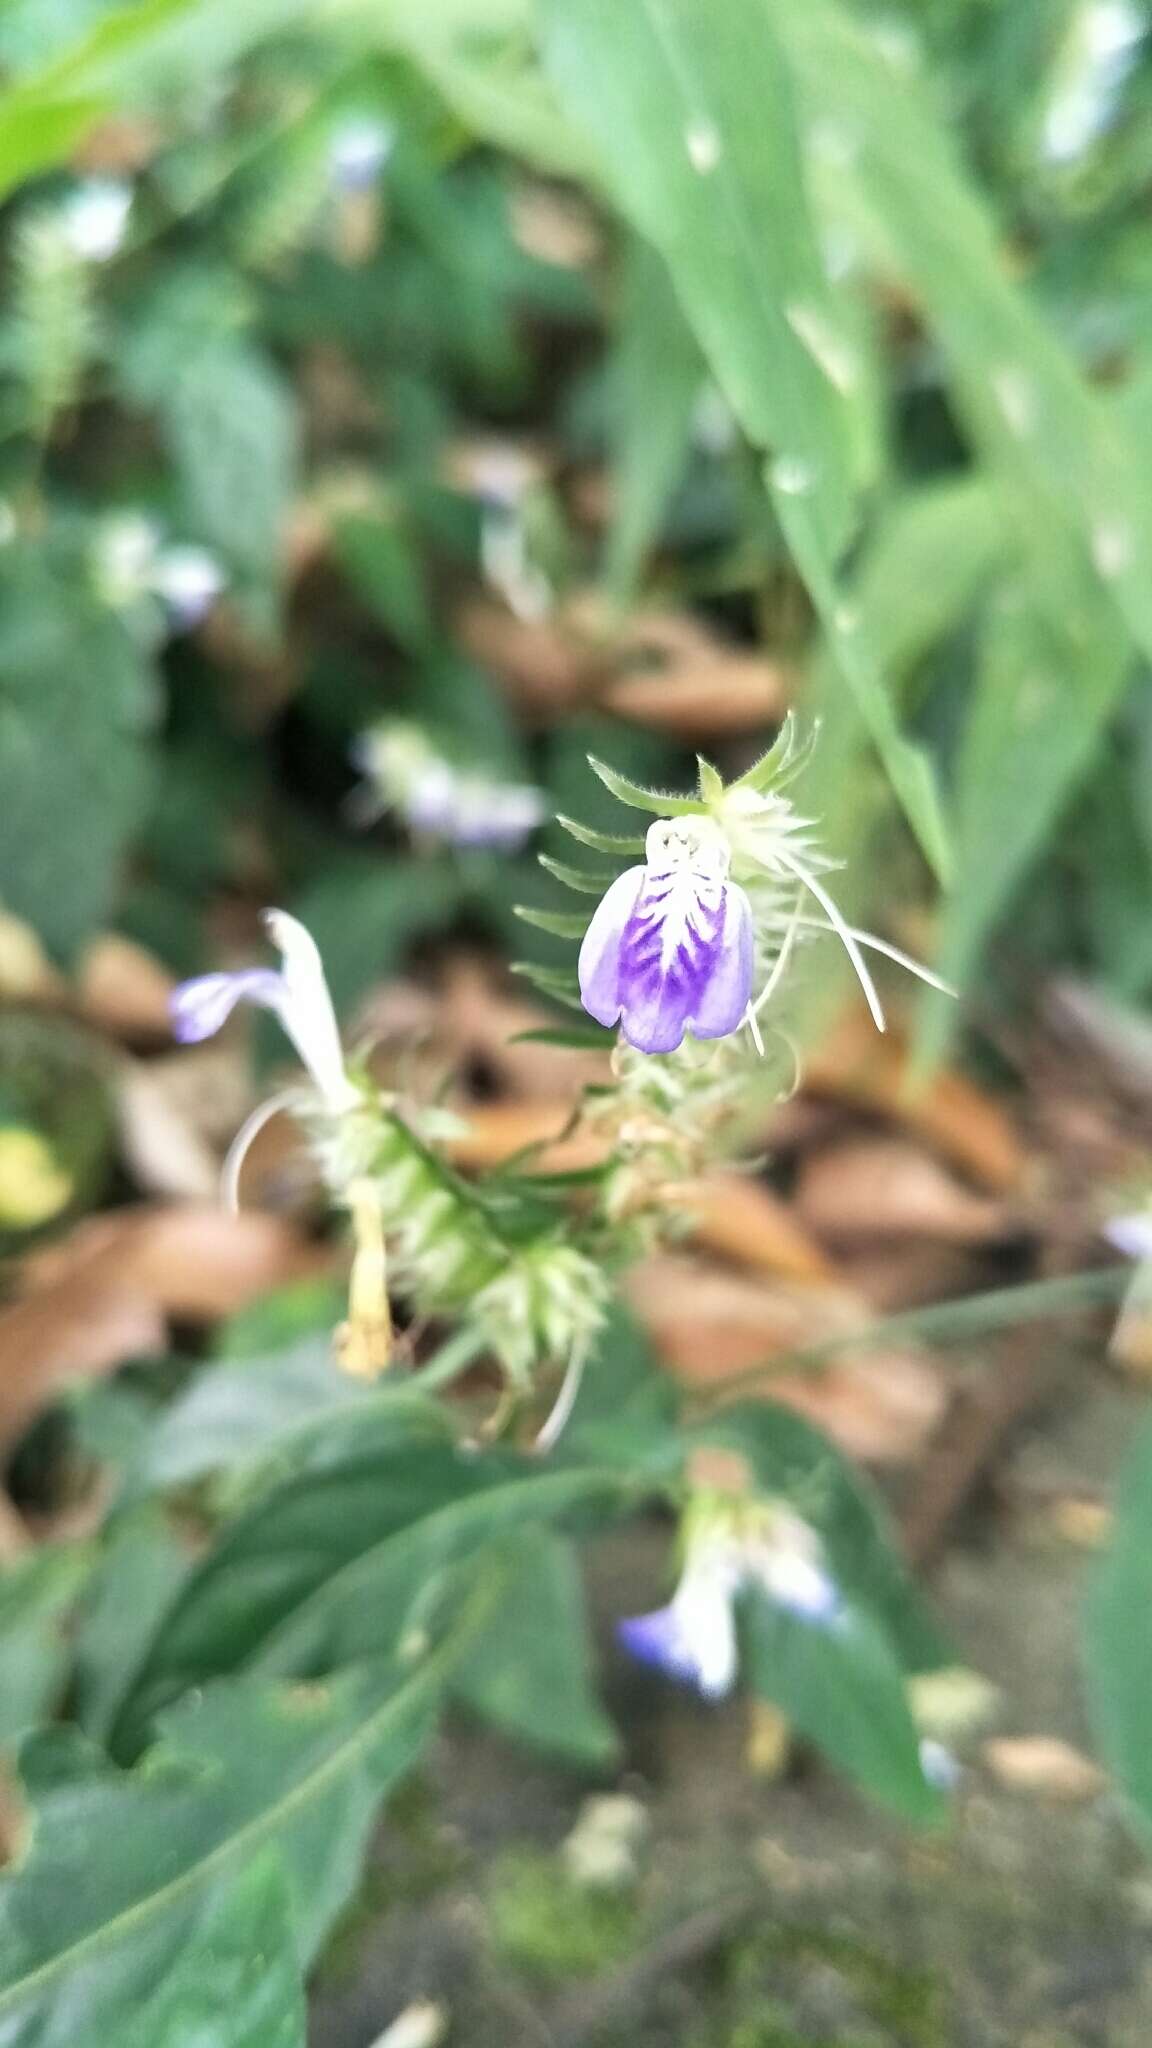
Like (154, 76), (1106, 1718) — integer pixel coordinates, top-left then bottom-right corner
(0, 0), (1145, 1025)
(0, 0), (1151, 2036)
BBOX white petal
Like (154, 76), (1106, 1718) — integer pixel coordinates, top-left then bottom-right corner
(263, 909), (356, 1111)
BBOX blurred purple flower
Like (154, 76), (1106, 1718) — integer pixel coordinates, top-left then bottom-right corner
(355, 723), (544, 853)
(579, 818), (754, 1055)
(618, 1508), (841, 1702)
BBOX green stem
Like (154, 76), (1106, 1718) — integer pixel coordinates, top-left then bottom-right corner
(691, 1265), (1129, 1410)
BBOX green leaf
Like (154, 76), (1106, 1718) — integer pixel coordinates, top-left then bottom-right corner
(544, 0), (855, 561)
(163, 339), (298, 612)
(509, 961), (585, 1010)
(604, 239), (702, 606)
(288, 857), (464, 1021)
(555, 815), (645, 857)
(778, 0), (1152, 717)
(538, 854), (619, 895)
(0, 1546), (92, 1750)
(113, 1436), (634, 1754)
(71, 1509), (189, 1747)
(740, 1593), (943, 1825)
(376, 0), (593, 177)
(562, 1300), (682, 1472)
(510, 1024), (613, 1052)
(0, 557), (156, 961)
(135, 1339), (447, 1497)
(331, 511), (433, 657)
(0, 1663), (440, 2047)
(455, 1533), (619, 1766)
(586, 757), (701, 818)
(1086, 1409), (1152, 1840)
(773, 489), (952, 883)
(694, 1402), (949, 1675)
(512, 904), (588, 940)
(0, 0), (193, 201)
(922, 564), (1132, 1062)
(120, 1850), (305, 2048)
(542, 0), (948, 872)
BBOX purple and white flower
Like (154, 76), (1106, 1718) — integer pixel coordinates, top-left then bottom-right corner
(354, 723), (544, 853)
(578, 817), (754, 1056)
(618, 1506), (841, 1701)
(170, 909), (358, 1115)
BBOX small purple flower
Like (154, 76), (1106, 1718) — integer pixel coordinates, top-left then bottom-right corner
(170, 910), (357, 1113)
(618, 1508), (841, 1702)
(579, 818), (754, 1055)
(620, 1536), (742, 1699)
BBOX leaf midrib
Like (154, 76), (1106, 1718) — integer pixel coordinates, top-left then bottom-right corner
(135, 1461), (640, 1717)
(0, 1644), (448, 2018)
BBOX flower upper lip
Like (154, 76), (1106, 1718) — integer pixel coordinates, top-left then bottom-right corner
(169, 907), (358, 1115)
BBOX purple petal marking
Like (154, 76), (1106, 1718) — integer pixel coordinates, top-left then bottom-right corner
(616, 870), (752, 1056)
(618, 1592), (736, 1700)
(618, 1607), (705, 1688)
(169, 968), (284, 1044)
(577, 867), (646, 1028)
(690, 882), (755, 1040)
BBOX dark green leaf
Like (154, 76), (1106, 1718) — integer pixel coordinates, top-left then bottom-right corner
(741, 1592), (943, 1825)
(604, 239), (702, 606)
(0, 1663), (440, 2047)
(0, 560), (156, 960)
(1086, 1408), (1152, 1840)
(114, 1435), (634, 1753)
(512, 904), (588, 940)
(455, 1533), (619, 1766)
(0, 1546), (92, 1750)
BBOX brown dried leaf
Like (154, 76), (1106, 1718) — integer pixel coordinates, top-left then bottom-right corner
(806, 1008), (1028, 1193)
(77, 933), (175, 1041)
(446, 1100), (602, 1175)
(0, 912), (62, 1002)
(455, 596), (587, 715)
(115, 1060), (224, 1202)
(71, 117), (161, 174)
(457, 593), (789, 736)
(981, 1736), (1106, 1802)
(0, 1206), (318, 1448)
(666, 1175), (837, 1284)
(626, 1255), (944, 1464)
(597, 612), (787, 737)
(795, 1137), (1010, 1246)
